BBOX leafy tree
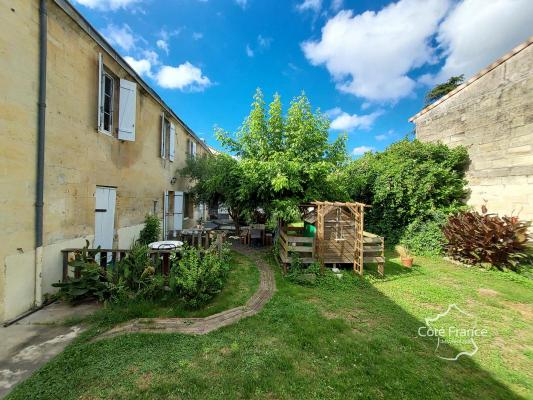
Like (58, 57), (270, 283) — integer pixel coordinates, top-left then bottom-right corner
(425, 75), (464, 105)
(180, 153), (248, 233)
(215, 89), (349, 222)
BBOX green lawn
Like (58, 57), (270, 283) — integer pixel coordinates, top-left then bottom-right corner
(8, 250), (532, 399)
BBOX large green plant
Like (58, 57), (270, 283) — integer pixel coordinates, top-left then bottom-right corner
(169, 245), (231, 308)
(53, 241), (114, 303)
(344, 139), (468, 243)
(138, 214), (161, 245)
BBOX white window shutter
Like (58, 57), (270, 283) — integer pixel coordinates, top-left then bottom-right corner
(173, 191), (183, 230)
(169, 123), (176, 161)
(118, 79), (136, 141)
(192, 141), (197, 157)
(160, 114), (166, 159)
(97, 53), (103, 131)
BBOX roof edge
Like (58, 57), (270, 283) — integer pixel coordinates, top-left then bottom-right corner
(409, 36), (533, 122)
(54, 0), (211, 153)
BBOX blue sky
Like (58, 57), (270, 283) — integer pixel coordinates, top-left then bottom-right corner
(73, 0), (533, 155)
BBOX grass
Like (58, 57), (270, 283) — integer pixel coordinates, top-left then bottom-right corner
(7, 250), (533, 400)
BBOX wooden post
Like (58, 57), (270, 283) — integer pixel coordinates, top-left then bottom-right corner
(162, 252), (170, 276)
(62, 251), (69, 281)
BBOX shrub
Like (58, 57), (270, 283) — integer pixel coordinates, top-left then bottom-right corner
(53, 241), (114, 303)
(442, 209), (531, 270)
(286, 254), (321, 286)
(400, 209), (453, 256)
(169, 245), (231, 308)
(344, 139), (469, 243)
(138, 214), (161, 245)
(112, 242), (171, 301)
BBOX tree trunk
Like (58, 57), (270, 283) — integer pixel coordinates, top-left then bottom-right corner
(229, 208), (241, 235)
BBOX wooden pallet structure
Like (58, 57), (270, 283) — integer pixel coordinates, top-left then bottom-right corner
(278, 201), (385, 276)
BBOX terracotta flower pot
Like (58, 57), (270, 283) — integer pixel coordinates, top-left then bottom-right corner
(401, 257), (414, 268)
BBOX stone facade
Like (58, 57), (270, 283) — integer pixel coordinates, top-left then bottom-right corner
(0, 0), (209, 321)
(410, 39), (533, 225)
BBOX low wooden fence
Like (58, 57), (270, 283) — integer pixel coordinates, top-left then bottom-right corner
(61, 232), (225, 281)
(61, 248), (177, 279)
(278, 226), (315, 264)
(278, 228), (385, 275)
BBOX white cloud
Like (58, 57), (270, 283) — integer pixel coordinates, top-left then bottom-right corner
(324, 107), (342, 118)
(352, 146), (375, 156)
(155, 62), (212, 91)
(246, 45), (254, 57)
(330, 110), (383, 131)
(235, 0), (248, 9)
(331, 0), (343, 12)
(433, 0), (533, 82)
(302, 0), (450, 102)
(73, 0), (142, 11)
(124, 56), (153, 77)
(102, 24), (136, 51)
(257, 35), (272, 48)
(297, 0), (322, 13)
(375, 129), (395, 141)
(156, 39), (169, 54)
(192, 32), (204, 40)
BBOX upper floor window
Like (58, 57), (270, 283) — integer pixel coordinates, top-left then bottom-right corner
(187, 138), (197, 158)
(160, 114), (176, 161)
(97, 53), (137, 141)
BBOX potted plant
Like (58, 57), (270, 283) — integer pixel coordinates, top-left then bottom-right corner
(395, 244), (414, 268)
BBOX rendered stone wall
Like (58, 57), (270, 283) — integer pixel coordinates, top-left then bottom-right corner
(0, 0), (208, 321)
(412, 43), (533, 224)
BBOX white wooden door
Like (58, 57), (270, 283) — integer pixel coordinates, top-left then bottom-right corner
(94, 187), (116, 250)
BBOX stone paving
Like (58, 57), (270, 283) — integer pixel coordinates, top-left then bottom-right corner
(0, 301), (100, 399)
(95, 245), (276, 341)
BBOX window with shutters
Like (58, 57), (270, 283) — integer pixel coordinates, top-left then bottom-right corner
(160, 116), (175, 161)
(186, 138), (197, 158)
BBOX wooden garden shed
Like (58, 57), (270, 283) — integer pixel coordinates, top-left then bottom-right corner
(278, 201), (385, 276)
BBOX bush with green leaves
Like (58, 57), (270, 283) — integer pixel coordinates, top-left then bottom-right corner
(344, 139), (469, 243)
(138, 214), (161, 245)
(285, 254), (321, 286)
(400, 209), (457, 256)
(169, 244), (231, 308)
(53, 242), (114, 304)
(442, 209), (531, 270)
(113, 242), (166, 300)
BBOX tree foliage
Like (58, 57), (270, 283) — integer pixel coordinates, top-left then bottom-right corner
(342, 139), (469, 243)
(186, 89), (348, 224)
(181, 90), (469, 244)
(425, 75), (464, 105)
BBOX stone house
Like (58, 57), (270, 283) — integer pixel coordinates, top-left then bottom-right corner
(0, 0), (210, 322)
(410, 38), (533, 225)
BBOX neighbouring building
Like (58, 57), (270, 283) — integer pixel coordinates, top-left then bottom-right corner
(0, 0), (210, 322)
(410, 38), (533, 225)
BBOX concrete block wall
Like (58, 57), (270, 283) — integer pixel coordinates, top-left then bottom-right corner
(412, 42), (533, 224)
